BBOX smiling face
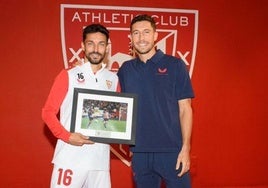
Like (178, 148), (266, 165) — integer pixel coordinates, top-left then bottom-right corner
(131, 20), (158, 58)
(81, 32), (108, 65)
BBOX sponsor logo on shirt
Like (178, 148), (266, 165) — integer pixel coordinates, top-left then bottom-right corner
(77, 72), (85, 83)
(157, 68), (168, 75)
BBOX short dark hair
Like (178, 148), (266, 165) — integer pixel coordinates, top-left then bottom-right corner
(130, 14), (156, 31)
(83, 24), (109, 42)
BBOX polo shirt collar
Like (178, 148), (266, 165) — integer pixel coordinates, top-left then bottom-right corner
(83, 62), (106, 76)
(149, 49), (165, 64)
(136, 49), (165, 64)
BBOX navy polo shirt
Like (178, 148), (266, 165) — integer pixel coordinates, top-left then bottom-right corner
(117, 50), (194, 152)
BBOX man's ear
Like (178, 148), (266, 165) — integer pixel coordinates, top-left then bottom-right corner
(105, 43), (110, 53)
(154, 31), (158, 42)
(81, 41), (85, 51)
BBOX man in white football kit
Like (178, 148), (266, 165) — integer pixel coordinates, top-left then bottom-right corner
(42, 24), (120, 188)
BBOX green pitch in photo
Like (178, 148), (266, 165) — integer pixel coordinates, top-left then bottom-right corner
(81, 117), (127, 132)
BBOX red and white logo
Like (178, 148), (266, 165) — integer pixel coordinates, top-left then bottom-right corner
(60, 4), (199, 166)
(158, 68), (168, 75)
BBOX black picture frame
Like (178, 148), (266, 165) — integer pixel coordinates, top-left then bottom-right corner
(70, 88), (137, 145)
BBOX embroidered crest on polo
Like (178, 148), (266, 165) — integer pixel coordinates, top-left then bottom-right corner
(60, 4), (199, 166)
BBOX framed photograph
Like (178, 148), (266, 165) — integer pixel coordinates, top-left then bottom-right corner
(70, 88), (137, 145)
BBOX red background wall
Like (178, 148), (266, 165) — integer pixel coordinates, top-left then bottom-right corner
(0, 0), (267, 187)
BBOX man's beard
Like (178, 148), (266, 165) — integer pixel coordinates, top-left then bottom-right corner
(85, 52), (105, 65)
(134, 48), (151, 55)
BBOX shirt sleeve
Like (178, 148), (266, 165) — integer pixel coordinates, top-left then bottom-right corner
(117, 66), (125, 92)
(176, 59), (195, 100)
(41, 69), (71, 142)
(116, 80), (121, 92)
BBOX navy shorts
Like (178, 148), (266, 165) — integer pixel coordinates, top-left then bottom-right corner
(132, 152), (191, 188)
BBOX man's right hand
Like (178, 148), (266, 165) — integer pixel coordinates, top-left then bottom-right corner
(68, 132), (95, 146)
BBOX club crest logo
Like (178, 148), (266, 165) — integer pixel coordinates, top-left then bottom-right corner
(61, 4), (198, 166)
(106, 80), (112, 89)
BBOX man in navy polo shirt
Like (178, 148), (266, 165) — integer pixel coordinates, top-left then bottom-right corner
(117, 14), (194, 188)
